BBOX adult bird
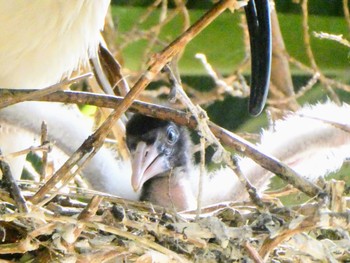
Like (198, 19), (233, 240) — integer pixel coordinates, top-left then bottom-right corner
(126, 102), (350, 211)
(0, 0), (138, 199)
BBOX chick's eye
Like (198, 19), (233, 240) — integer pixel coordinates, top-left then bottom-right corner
(166, 126), (178, 145)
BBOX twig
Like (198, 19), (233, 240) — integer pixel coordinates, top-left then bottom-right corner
(301, 0), (339, 103)
(259, 208), (350, 258)
(243, 240), (264, 263)
(196, 137), (206, 219)
(42, 214), (192, 263)
(301, 0), (317, 70)
(61, 195), (104, 247)
(141, 0), (169, 65)
(0, 73), (92, 109)
(268, 8), (299, 112)
(343, 0), (350, 34)
(313, 31), (350, 48)
(268, 72), (320, 106)
(287, 54), (350, 92)
(208, 122), (323, 199)
(33, 142), (101, 207)
(174, 0), (191, 32)
(0, 149), (28, 213)
(0, 143), (52, 161)
(195, 53), (233, 94)
(40, 122), (49, 181)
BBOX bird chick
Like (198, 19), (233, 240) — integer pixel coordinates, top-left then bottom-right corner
(126, 114), (196, 211)
(126, 102), (350, 211)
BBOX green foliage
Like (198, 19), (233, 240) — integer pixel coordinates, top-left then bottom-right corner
(113, 7), (350, 76)
(112, 0), (346, 16)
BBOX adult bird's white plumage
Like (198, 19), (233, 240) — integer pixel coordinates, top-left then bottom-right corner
(0, 0), (140, 200)
(0, 0), (109, 89)
(199, 102), (350, 207)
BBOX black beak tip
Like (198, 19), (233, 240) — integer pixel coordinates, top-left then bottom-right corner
(248, 80), (271, 117)
(249, 101), (264, 116)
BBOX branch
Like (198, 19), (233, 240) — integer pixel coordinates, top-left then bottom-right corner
(3, 89), (323, 200)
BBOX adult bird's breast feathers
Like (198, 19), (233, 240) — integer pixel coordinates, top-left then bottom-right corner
(0, 0), (110, 89)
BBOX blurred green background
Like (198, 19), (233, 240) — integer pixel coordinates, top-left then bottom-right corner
(111, 1), (350, 133)
(112, 0), (346, 16)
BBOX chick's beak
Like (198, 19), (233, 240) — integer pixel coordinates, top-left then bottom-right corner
(130, 141), (169, 192)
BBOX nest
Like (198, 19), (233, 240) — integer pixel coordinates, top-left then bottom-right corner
(0, 173), (349, 262)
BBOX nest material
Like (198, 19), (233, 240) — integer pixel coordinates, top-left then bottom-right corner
(0, 178), (349, 263)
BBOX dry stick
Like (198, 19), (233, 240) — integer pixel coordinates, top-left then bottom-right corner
(0, 143), (51, 161)
(29, 0), (238, 206)
(268, 8), (299, 113)
(259, 201), (350, 258)
(300, 0), (340, 103)
(313, 32), (350, 48)
(301, 0), (317, 70)
(259, 209), (350, 258)
(34, 142), (104, 207)
(194, 51), (251, 101)
(197, 137), (206, 219)
(0, 73), (92, 109)
(0, 149), (28, 213)
(139, 0), (163, 24)
(40, 122), (49, 181)
(343, 0), (350, 34)
(142, 0), (168, 63)
(195, 53), (233, 94)
(0, 212), (191, 263)
(287, 54), (350, 92)
(174, 0), (191, 32)
(9, 89), (323, 200)
(208, 123), (322, 198)
(268, 72), (320, 106)
(63, 195), (104, 246)
(45, 215), (192, 263)
(243, 240), (264, 263)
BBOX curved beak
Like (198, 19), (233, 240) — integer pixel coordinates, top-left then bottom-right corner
(245, 0), (272, 116)
(130, 141), (169, 192)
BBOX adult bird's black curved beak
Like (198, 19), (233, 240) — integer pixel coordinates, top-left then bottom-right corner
(244, 0), (272, 116)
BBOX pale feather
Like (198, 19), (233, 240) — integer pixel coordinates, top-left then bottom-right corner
(0, 102), (139, 200)
(194, 102), (350, 206)
(0, 0), (110, 89)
